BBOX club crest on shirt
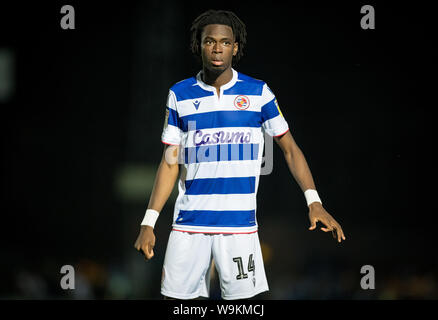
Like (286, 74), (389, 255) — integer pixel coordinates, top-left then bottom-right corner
(234, 95), (250, 110)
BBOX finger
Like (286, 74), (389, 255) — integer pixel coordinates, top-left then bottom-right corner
(331, 229), (337, 240)
(145, 243), (155, 259)
(336, 223), (345, 240)
(321, 226), (333, 232)
(309, 218), (318, 230)
(339, 227), (346, 241)
(336, 229), (342, 242)
(328, 225), (338, 241)
(145, 248), (154, 260)
(331, 223), (345, 242)
(134, 242), (142, 254)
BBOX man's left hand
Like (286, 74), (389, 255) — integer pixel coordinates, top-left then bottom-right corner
(308, 202), (346, 243)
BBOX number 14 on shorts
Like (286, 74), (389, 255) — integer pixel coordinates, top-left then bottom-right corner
(233, 254), (255, 280)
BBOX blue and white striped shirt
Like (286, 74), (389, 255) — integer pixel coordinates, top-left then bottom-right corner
(161, 69), (289, 233)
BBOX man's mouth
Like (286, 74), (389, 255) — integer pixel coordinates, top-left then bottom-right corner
(211, 60), (224, 66)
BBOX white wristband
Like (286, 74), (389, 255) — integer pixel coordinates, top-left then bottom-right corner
(141, 209), (160, 228)
(304, 189), (322, 206)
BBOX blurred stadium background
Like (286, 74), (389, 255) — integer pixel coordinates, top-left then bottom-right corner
(1, 1), (436, 299)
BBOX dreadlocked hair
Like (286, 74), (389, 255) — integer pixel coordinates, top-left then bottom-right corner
(190, 10), (247, 65)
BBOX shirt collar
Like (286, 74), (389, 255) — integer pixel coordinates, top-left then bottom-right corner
(196, 68), (238, 92)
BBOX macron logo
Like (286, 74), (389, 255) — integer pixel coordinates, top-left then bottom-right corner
(193, 100), (201, 110)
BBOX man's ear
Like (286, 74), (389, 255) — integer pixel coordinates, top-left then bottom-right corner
(233, 42), (238, 56)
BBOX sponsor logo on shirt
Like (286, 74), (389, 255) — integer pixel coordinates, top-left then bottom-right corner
(193, 129), (252, 146)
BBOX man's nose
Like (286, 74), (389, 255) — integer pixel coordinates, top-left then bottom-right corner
(212, 42), (222, 53)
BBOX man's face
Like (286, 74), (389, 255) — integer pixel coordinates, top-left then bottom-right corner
(200, 24), (238, 73)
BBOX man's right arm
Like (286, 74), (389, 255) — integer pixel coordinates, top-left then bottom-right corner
(146, 144), (180, 213)
(134, 144), (180, 259)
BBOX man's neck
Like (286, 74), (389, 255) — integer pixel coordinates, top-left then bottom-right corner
(202, 67), (233, 90)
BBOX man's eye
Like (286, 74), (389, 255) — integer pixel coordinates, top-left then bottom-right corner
(223, 41), (231, 45)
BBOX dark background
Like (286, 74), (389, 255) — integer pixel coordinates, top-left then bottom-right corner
(0, 0), (436, 299)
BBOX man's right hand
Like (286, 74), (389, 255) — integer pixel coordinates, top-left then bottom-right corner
(134, 226), (156, 259)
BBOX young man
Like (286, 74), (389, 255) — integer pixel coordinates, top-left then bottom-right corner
(134, 10), (346, 300)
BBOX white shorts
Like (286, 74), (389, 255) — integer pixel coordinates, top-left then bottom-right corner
(161, 230), (269, 300)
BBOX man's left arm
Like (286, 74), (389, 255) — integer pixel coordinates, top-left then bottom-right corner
(274, 131), (346, 243)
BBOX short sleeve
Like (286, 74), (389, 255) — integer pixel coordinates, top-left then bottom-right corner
(260, 84), (289, 137)
(161, 90), (183, 145)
